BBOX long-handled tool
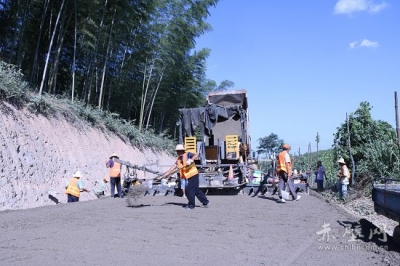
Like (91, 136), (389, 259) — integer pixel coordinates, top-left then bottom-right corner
(114, 158), (176, 206)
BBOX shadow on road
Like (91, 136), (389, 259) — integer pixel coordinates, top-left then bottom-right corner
(255, 195), (279, 202)
(338, 218), (400, 253)
(161, 202), (187, 207)
(126, 204), (151, 208)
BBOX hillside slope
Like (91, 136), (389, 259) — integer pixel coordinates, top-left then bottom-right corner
(0, 102), (174, 211)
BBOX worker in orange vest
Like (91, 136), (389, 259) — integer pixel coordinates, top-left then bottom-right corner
(276, 144), (301, 203)
(160, 144), (209, 210)
(106, 153), (123, 198)
(65, 171), (90, 203)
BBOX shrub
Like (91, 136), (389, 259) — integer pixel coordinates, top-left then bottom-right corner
(0, 60), (175, 153)
(0, 61), (30, 103)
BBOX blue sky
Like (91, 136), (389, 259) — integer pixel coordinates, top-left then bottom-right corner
(195, 0), (400, 156)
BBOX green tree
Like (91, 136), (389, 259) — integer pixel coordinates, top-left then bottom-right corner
(333, 101), (400, 180)
(257, 133), (284, 156)
(215, 80), (234, 91)
(0, 0), (223, 141)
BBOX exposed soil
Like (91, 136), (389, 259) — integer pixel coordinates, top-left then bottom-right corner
(0, 101), (175, 211)
(311, 188), (399, 238)
(339, 196), (399, 238)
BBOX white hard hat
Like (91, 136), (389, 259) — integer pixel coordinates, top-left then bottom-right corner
(175, 144), (185, 151)
(73, 171), (82, 178)
(109, 153), (119, 159)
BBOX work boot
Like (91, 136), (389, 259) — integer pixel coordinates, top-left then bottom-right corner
(261, 187), (268, 195)
(201, 202), (210, 208)
(251, 192), (258, 198)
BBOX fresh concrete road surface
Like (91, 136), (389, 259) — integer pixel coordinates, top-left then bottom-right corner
(0, 190), (399, 266)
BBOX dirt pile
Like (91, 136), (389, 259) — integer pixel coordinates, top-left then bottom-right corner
(0, 102), (174, 211)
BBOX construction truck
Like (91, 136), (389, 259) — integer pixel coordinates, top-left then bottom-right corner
(177, 89), (254, 194)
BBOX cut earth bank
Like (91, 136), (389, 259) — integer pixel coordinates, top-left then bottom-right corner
(0, 101), (175, 211)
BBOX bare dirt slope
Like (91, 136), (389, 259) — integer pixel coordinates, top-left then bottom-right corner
(0, 102), (174, 211)
(0, 191), (399, 266)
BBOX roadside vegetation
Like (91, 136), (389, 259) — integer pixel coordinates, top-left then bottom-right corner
(0, 0), (234, 149)
(0, 0), (236, 154)
(0, 60), (176, 152)
(256, 102), (400, 205)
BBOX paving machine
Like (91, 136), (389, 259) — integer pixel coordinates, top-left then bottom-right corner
(177, 89), (253, 194)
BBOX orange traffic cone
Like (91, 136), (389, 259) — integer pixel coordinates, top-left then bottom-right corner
(228, 164), (234, 180)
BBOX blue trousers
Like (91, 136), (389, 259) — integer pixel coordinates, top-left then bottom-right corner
(337, 183), (347, 199)
(316, 180), (324, 191)
(110, 177), (122, 198)
(67, 194), (79, 202)
(186, 174), (209, 209)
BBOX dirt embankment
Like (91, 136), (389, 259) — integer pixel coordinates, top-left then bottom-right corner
(0, 102), (175, 211)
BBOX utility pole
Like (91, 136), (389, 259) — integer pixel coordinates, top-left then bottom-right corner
(308, 142), (311, 171)
(308, 142), (312, 187)
(395, 91), (400, 152)
(316, 132), (320, 160)
(346, 112), (355, 185)
(298, 148), (301, 172)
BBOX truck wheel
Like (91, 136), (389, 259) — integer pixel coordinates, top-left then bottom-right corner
(393, 225), (400, 246)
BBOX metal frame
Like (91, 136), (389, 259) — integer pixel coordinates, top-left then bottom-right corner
(177, 90), (251, 191)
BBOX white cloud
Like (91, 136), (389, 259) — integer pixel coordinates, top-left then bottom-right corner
(334, 0), (388, 14)
(368, 2), (388, 13)
(334, 0), (367, 14)
(360, 39), (379, 47)
(349, 41), (358, 49)
(349, 39), (379, 49)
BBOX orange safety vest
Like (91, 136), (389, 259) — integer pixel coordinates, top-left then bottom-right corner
(109, 161), (121, 178)
(65, 177), (80, 197)
(277, 150), (290, 174)
(176, 152), (198, 179)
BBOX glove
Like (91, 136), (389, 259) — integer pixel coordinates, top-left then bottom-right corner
(186, 159), (193, 165)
